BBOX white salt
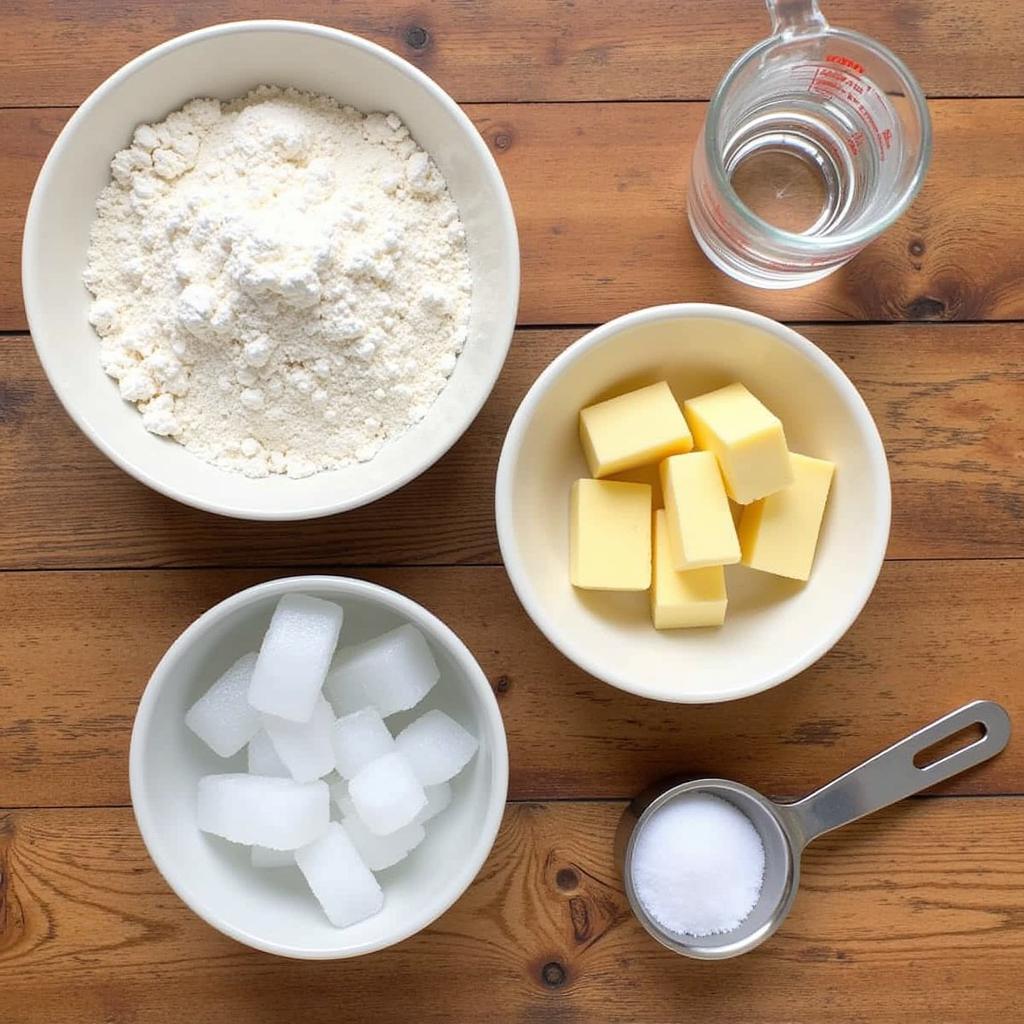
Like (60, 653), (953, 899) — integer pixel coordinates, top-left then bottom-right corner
(415, 782), (453, 825)
(251, 845), (294, 869)
(197, 774), (329, 850)
(247, 729), (289, 777)
(248, 594), (344, 722)
(185, 652), (261, 757)
(262, 697), (336, 782)
(295, 822), (384, 928)
(630, 793), (765, 938)
(332, 707), (396, 779)
(342, 813), (426, 871)
(395, 710), (478, 786)
(325, 624), (438, 718)
(348, 752), (426, 836)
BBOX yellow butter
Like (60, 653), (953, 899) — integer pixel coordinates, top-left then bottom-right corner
(580, 381), (693, 478)
(738, 453), (835, 581)
(651, 509), (727, 629)
(683, 383), (793, 504)
(570, 479), (652, 591)
(660, 451), (740, 569)
(608, 460), (665, 509)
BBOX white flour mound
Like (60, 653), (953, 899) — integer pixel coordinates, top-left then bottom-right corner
(84, 86), (471, 478)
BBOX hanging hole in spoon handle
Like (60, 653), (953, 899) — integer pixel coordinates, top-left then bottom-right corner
(776, 701), (1011, 850)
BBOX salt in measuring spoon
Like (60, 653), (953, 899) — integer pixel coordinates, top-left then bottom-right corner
(616, 700), (1010, 959)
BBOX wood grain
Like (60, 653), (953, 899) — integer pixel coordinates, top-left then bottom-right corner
(2, 2), (1022, 1021)
(2, 324), (1021, 570)
(5, 100), (1024, 330)
(2, 800), (1023, 1023)
(0, 563), (1019, 808)
(3, 0), (1023, 107)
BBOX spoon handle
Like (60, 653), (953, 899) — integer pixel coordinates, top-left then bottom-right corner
(778, 700), (1010, 848)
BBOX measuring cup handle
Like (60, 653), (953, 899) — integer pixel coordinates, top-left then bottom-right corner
(764, 0), (829, 38)
(778, 701), (1011, 848)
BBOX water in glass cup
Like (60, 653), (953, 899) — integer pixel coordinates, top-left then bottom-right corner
(688, 0), (931, 289)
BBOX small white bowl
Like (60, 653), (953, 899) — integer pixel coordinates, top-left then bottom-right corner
(495, 304), (890, 704)
(129, 575), (509, 959)
(22, 21), (519, 520)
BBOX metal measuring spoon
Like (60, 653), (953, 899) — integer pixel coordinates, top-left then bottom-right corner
(616, 700), (1010, 959)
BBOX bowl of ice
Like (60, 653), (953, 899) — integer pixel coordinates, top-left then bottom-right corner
(129, 575), (509, 958)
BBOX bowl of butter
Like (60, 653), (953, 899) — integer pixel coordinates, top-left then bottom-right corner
(495, 304), (890, 703)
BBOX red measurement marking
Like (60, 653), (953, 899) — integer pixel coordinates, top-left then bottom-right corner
(826, 53), (865, 74)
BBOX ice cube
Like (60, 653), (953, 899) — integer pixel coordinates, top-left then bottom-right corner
(395, 710), (479, 786)
(185, 652), (261, 757)
(348, 752), (426, 835)
(342, 813), (425, 871)
(197, 774), (329, 849)
(248, 594), (344, 722)
(332, 707), (396, 779)
(247, 729), (289, 777)
(295, 822), (383, 928)
(415, 782), (454, 825)
(325, 624), (438, 718)
(263, 697), (336, 782)
(251, 845), (294, 868)
(329, 778), (357, 820)
(323, 667), (371, 717)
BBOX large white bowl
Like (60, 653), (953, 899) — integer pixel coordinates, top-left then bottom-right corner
(130, 575), (509, 958)
(495, 304), (890, 704)
(22, 21), (519, 519)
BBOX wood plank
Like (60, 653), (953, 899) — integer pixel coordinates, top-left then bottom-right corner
(0, 564), (1019, 807)
(4, 100), (1023, 330)
(2, 324), (1021, 569)
(0, 108), (65, 331)
(3, 0), (1022, 107)
(491, 99), (1024, 324)
(1, 800), (1022, 1022)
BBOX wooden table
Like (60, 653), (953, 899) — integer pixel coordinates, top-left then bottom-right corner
(2, 3), (1022, 1021)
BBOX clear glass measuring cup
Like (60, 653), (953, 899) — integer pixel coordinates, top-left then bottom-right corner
(688, 0), (932, 289)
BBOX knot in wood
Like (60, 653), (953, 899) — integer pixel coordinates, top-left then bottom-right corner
(541, 961), (567, 988)
(555, 867), (579, 891)
(404, 25), (430, 51)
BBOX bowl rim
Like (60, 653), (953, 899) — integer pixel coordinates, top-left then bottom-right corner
(22, 19), (520, 521)
(128, 574), (510, 958)
(494, 302), (891, 704)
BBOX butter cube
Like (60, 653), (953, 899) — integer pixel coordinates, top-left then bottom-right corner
(651, 510), (727, 629)
(739, 453), (835, 581)
(660, 451), (740, 569)
(580, 382), (693, 478)
(683, 383), (793, 504)
(608, 461), (664, 509)
(570, 479), (652, 591)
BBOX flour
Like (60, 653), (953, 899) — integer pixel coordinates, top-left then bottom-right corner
(84, 86), (471, 478)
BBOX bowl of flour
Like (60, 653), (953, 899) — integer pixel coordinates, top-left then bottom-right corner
(23, 20), (519, 519)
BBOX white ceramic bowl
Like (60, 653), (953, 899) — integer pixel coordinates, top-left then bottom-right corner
(129, 575), (509, 958)
(496, 304), (890, 704)
(22, 21), (519, 519)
